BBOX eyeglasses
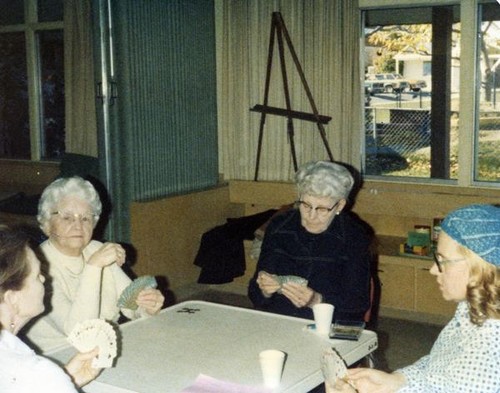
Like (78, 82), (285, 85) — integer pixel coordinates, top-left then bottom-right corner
(294, 200), (339, 217)
(51, 211), (96, 225)
(432, 251), (466, 273)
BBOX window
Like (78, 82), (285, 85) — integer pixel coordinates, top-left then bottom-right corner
(363, 2), (499, 185)
(0, 0), (64, 160)
(476, 3), (500, 182)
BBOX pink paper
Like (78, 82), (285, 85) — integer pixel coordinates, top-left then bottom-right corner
(181, 374), (272, 393)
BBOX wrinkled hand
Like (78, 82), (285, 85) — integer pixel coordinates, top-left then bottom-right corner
(281, 282), (320, 308)
(87, 242), (126, 268)
(346, 368), (406, 393)
(65, 347), (101, 387)
(325, 377), (357, 393)
(136, 287), (164, 315)
(256, 271), (281, 297)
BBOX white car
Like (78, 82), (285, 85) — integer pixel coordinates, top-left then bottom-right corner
(366, 73), (409, 93)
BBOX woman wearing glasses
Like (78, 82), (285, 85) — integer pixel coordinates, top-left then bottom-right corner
(248, 160), (372, 322)
(25, 176), (164, 352)
(328, 204), (500, 393)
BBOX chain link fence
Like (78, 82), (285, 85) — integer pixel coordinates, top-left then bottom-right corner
(365, 107), (431, 155)
(365, 107), (432, 175)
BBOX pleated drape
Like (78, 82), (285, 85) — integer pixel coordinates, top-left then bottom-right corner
(63, 0), (98, 157)
(216, 0), (361, 181)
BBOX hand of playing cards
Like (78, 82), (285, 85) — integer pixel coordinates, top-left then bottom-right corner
(275, 274), (308, 293)
(68, 319), (118, 368)
(117, 275), (158, 310)
(321, 347), (357, 392)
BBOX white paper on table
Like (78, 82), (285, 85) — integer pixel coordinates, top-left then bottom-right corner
(180, 374), (273, 393)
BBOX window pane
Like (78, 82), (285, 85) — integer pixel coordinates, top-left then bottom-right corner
(0, 0), (24, 25)
(364, 6), (460, 180)
(38, 0), (63, 22)
(476, 4), (500, 182)
(39, 30), (65, 159)
(0, 33), (30, 159)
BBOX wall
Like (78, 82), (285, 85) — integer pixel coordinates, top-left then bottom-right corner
(129, 184), (243, 300)
(0, 161), (59, 228)
(0, 160), (59, 195)
(225, 180), (500, 318)
(228, 180), (500, 237)
(136, 179), (498, 300)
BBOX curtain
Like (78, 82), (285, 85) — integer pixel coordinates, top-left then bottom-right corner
(216, 0), (361, 181)
(63, 0), (98, 157)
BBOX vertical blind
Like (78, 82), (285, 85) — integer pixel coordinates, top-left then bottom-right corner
(105, 0), (218, 240)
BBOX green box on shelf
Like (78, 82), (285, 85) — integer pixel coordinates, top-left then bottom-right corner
(407, 231), (431, 247)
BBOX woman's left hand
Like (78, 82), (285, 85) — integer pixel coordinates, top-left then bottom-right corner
(325, 378), (358, 393)
(136, 287), (164, 315)
(65, 347), (101, 387)
(281, 282), (321, 308)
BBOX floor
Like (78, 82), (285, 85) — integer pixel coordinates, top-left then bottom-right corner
(187, 289), (444, 373)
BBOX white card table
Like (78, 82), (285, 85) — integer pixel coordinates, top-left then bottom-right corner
(46, 300), (378, 393)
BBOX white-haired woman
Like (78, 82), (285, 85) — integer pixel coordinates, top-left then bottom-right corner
(248, 161), (372, 322)
(329, 204), (500, 393)
(26, 176), (164, 352)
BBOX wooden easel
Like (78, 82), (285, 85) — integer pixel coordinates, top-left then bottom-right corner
(251, 12), (333, 181)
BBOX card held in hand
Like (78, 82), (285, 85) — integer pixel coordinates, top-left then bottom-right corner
(276, 275), (308, 293)
(117, 275), (158, 310)
(68, 319), (118, 368)
(321, 347), (348, 387)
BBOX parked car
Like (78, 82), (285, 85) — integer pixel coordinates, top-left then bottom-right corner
(366, 73), (409, 93)
(365, 80), (385, 96)
(397, 74), (427, 92)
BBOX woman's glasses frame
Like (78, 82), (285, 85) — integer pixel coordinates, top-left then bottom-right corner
(51, 210), (96, 225)
(294, 200), (339, 217)
(432, 251), (466, 273)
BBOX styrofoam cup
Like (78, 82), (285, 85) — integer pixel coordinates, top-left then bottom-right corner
(312, 303), (334, 335)
(259, 349), (285, 388)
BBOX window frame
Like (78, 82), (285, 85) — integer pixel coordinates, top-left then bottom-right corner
(0, 0), (63, 161)
(359, 0), (499, 189)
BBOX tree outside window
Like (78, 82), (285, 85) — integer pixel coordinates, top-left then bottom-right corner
(0, 0), (64, 160)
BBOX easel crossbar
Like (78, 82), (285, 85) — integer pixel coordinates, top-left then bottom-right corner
(250, 104), (331, 124)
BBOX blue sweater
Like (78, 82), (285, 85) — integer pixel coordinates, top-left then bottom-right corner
(248, 209), (372, 321)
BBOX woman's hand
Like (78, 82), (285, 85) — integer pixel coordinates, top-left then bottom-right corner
(281, 282), (321, 308)
(87, 242), (126, 268)
(325, 377), (358, 393)
(65, 347), (101, 387)
(256, 271), (281, 297)
(136, 287), (164, 315)
(346, 368), (407, 393)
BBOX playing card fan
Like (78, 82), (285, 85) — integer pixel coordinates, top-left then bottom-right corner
(68, 319), (118, 368)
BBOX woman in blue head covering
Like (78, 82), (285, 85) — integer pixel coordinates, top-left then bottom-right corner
(327, 204), (500, 393)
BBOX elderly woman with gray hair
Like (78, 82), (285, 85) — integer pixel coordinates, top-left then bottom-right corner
(25, 176), (164, 352)
(248, 160), (372, 322)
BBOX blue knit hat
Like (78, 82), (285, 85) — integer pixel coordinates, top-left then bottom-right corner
(441, 204), (500, 267)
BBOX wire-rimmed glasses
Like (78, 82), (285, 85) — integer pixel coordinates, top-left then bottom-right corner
(294, 200), (339, 218)
(51, 211), (96, 225)
(432, 251), (466, 273)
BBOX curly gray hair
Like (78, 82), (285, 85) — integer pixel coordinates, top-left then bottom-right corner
(295, 161), (354, 200)
(37, 176), (102, 231)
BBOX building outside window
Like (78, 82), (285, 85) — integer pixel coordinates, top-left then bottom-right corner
(0, 0), (64, 160)
(363, 2), (499, 184)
